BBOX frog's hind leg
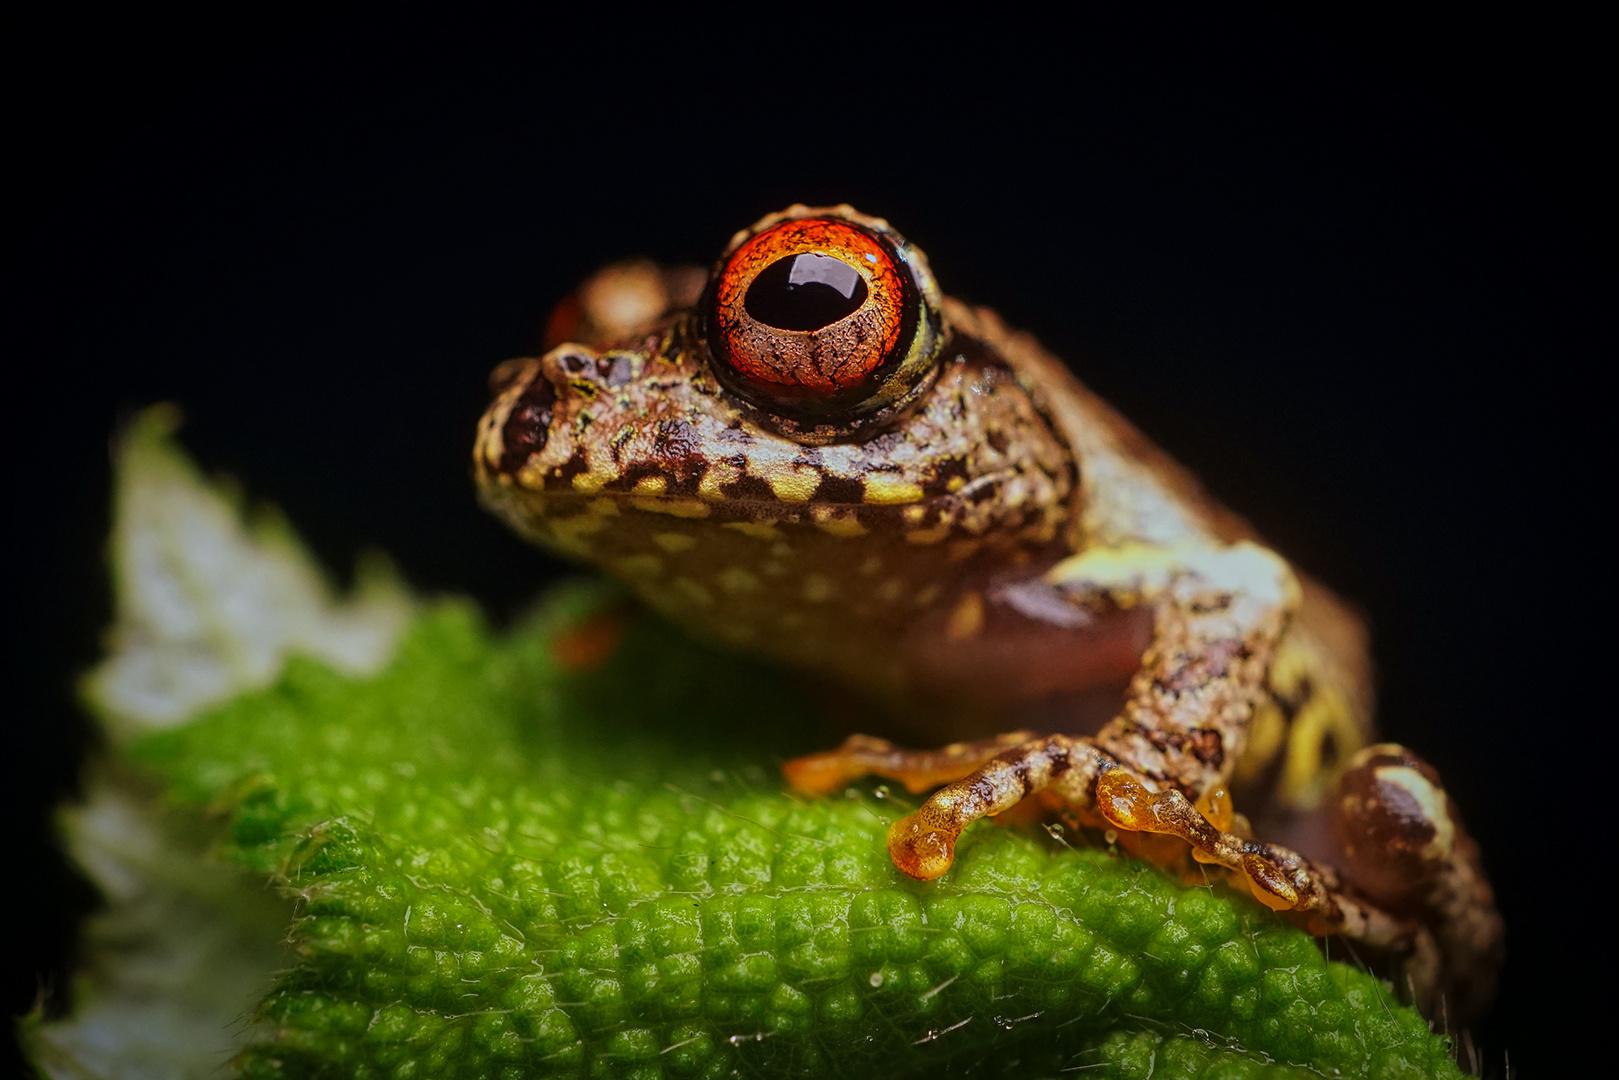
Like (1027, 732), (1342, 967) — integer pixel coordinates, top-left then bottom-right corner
(783, 731), (1038, 796)
(1329, 744), (1503, 1022)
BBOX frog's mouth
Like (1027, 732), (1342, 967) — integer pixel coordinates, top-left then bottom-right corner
(478, 345), (1076, 570)
(475, 348), (897, 536)
(480, 304), (1076, 509)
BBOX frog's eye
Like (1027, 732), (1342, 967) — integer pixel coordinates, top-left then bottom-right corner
(701, 208), (944, 435)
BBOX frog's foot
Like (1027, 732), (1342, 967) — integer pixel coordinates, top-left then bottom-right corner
(884, 733), (1119, 879)
(782, 731), (1037, 796)
(883, 733), (1438, 990)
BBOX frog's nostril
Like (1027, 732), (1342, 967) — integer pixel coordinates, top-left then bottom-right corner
(597, 353), (638, 388)
(500, 375), (558, 475)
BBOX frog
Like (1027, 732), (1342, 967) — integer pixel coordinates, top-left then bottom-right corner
(473, 205), (1502, 1023)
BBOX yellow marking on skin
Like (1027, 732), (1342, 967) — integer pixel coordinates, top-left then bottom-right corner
(947, 538), (983, 562)
(771, 542), (793, 558)
(1279, 685), (1365, 810)
(902, 505), (928, 524)
(915, 584), (941, 606)
(815, 508), (867, 537)
(722, 521), (783, 542)
(859, 555), (883, 576)
(766, 465), (819, 503)
(945, 591), (985, 641)
(716, 567), (761, 595)
(476, 424), (506, 471)
(633, 476), (668, 495)
(803, 574), (834, 603)
(630, 498), (711, 519)
(1234, 697), (1288, 785)
(759, 560), (787, 577)
(1375, 763), (1456, 859)
(779, 611), (805, 630)
(876, 579), (905, 604)
(653, 532), (697, 553)
(905, 525), (951, 546)
(698, 461), (742, 500)
(946, 476), (966, 493)
(864, 475), (925, 504)
(613, 554), (664, 578)
(515, 460), (551, 490)
(670, 577), (714, 606)
(571, 458), (623, 494)
(1044, 543), (1184, 604)
(1267, 633), (1313, 700)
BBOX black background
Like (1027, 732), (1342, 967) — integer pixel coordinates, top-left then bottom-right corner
(5, 6), (1608, 1076)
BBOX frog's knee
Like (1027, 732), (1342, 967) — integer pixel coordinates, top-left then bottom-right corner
(1329, 744), (1457, 908)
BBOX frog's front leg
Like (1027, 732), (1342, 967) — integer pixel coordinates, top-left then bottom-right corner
(782, 730), (1039, 796)
(882, 540), (1303, 888)
(853, 540), (1472, 999)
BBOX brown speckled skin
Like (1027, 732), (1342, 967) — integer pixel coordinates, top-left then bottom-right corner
(476, 309), (1129, 723)
(473, 206), (1500, 1020)
(478, 291), (1363, 754)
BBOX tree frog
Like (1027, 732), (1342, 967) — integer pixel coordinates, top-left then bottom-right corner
(473, 206), (1501, 1021)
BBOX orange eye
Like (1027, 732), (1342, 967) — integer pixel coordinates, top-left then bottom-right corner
(702, 207), (944, 434)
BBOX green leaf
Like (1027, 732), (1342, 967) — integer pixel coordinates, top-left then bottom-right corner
(133, 602), (1459, 1080)
(27, 410), (1464, 1078)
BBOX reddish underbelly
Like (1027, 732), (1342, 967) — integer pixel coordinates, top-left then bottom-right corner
(885, 593), (1153, 744)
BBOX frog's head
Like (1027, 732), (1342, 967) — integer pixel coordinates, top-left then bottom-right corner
(474, 206), (1084, 703)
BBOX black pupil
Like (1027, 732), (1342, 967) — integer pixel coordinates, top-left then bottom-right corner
(744, 253), (869, 331)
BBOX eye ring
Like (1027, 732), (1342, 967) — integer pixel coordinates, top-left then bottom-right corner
(700, 205), (944, 441)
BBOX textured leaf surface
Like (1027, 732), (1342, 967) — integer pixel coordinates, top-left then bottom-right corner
(132, 597), (1459, 1079)
(30, 413), (1463, 1078)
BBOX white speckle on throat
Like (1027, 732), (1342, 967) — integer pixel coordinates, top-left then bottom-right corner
(613, 554), (664, 578)
(802, 574), (834, 603)
(670, 577), (715, 606)
(722, 521), (783, 542)
(653, 532), (697, 553)
(716, 568), (761, 595)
